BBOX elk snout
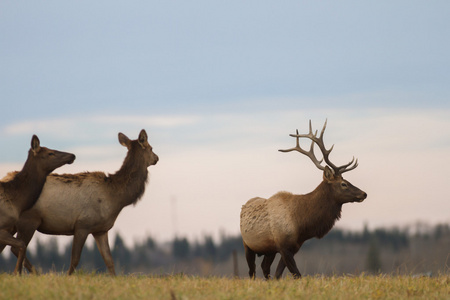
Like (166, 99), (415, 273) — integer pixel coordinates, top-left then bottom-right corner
(68, 154), (76, 164)
(356, 191), (367, 202)
(56, 151), (76, 165)
(152, 154), (159, 165)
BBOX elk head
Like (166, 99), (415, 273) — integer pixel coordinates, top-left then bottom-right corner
(29, 135), (76, 174)
(279, 120), (367, 204)
(118, 129), (159, 167)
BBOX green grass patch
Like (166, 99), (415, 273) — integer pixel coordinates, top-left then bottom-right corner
(0, 273), (448, 299)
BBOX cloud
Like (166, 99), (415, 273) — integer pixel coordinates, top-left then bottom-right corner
(3, 114), (200, 135)
(94, 115), (201, 128)
(3, 118), (76, 137)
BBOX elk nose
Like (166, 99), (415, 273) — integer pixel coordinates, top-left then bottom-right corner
(356, 192), (367, 203)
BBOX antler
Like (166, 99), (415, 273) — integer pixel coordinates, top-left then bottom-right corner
(279, 128), (325, 171)
(279, 119), (358, 175)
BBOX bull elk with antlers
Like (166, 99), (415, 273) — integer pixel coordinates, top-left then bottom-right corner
(240, 120), (367, 279)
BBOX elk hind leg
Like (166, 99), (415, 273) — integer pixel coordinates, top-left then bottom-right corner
(279, 249), (301, 279)
(93, 231), (116, 276)
(244, 242), (256, 279)
(261, 253), (276, 279)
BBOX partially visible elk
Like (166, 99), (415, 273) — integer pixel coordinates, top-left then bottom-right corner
(4, 129), (158, 275)
(0, 135), (75, 274)
(240, 120), (367, 279)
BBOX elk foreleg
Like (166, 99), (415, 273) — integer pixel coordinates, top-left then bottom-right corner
(10, 247), (38, 275)
(93, 231), (116, 276)
(0, 230), (26, 275)
(279, 249), (301, 279)
(0, 226), (16, 254)
(68, 230), (89, 275)
(243, 242), (256, 279)
(15, 218), (40, 274)
(261, 254), (276, 279)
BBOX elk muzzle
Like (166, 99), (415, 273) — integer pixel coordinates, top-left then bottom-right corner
(356, 191), (367, 202)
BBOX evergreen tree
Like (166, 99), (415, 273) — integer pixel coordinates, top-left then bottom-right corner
(366, 238), (382, 273)
(0, 253), (16, 272)
(203, 236), (216, 261)
(172, 236), (190, 260)
(112, 233), (131, 273)
(216, 234), (244, 262)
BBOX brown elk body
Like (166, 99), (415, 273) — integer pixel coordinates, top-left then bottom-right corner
(4, 130), (158, 275)
(240, 120), (367, 279)
(0, 135), (75, 274)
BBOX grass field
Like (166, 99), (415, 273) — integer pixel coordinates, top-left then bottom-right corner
(0, 273), (448, 299)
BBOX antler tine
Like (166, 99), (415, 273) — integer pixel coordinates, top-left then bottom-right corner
(340, 156), (355, 170)
(309, 120), (313, 135)
(319, 118), (327, 139)
(339, 158), (359, 174)
(279, 130), (300, 153)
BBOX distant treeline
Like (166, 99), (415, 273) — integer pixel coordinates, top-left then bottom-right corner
(1, 223), (449, 276)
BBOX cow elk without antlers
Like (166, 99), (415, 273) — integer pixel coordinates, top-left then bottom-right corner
(2, 130), (158, 275)
(0, 135), (75, 275)
(240, 120), (367, 279)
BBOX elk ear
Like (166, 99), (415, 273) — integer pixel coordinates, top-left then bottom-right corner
(31, 135), (41, 154)
(323, 166), (336, 183)
(138, 129), (148, 148)
(118, 133), (131, 149)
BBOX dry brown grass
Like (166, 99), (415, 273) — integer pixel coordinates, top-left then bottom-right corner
(0, 273), (448, 299)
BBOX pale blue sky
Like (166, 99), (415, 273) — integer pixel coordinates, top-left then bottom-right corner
(1, 2), (449, 243)
(2, 1), (449, 124)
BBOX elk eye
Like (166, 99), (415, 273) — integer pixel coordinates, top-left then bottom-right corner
(48, 152), (55, 156)
(341, 182), (348, 188)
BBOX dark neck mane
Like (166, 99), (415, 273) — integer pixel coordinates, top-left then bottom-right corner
(299, 181), (342, 240)
(109, 145), (148, 207)
(4, 150), (48, 211)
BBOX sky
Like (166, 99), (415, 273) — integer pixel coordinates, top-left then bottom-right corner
(1, 1), (450, 247)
